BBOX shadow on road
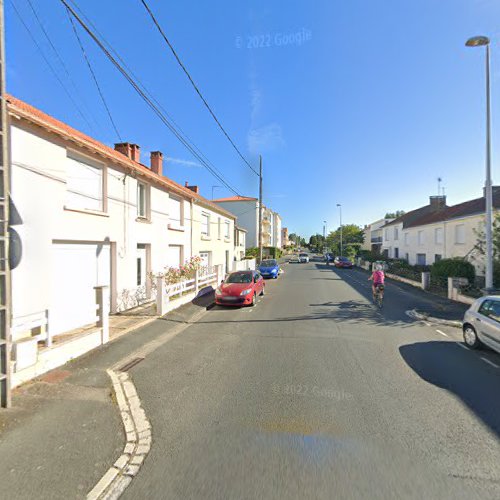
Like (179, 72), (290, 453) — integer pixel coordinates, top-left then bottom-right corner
(400, 341), (500, 439)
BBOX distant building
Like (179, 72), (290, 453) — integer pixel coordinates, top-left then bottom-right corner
(281, 227), (289, 246)
(212, 196), (284, 248)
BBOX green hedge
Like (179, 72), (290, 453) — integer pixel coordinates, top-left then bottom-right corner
(430, 258), (475, 282)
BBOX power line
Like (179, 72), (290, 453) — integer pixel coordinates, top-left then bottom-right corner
(61, 0), (242, 196)
(9, 0), (96, 133)
(64, 7), (122, 141)
(139, 0), (259, 176)
(63, 0), (233, 187)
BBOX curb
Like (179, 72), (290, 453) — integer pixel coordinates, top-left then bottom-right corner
(109, 317), (158, 344)
(406, 309), (462, 328)
(87, 369), (152, 500)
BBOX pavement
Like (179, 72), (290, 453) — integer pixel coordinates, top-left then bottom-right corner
(1, 257), (499, 499)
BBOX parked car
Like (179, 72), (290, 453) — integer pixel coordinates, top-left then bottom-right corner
(298, 253), (310, 263)
(462, 296), (500, 353)
(258, 259), (280, 279)
(215, 270), (265, 307)
(334, 256), (353, 269)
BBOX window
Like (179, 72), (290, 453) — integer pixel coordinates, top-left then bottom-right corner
(137, 182), (149, 219)
(394, 248), (399, 259)
(455, 224), (465, 244)
(435, 227), (443, 245)
(169, 196), (183, 226)
(218, 218), (221, 239)
(66, 154), (104, 211)
(225, 221), (230, 239)
(478, 299), (500, 323)
(417, 253), (426, 265)
(418, 230), (425, 246)
(404, 233), (409, 246)
(384, 229), (389, 241)
(435, 254), (442, 263)
(201, 212), (210, 236)
(394, 228), (399, 241)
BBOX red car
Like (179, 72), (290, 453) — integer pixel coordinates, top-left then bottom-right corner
(334, 256), (353, 269)
(215, 270), (265, 307)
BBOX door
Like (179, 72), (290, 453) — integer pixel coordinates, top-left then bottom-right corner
(137, 245), (147, 288)
(51, 242), (110, 335)
(476, 299), (500, 349)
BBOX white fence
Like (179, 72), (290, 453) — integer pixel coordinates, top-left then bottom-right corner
(156, 265), (222, 316)
(233, 258), (256, 271)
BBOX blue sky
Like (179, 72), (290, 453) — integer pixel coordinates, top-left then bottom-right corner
(6, 0), (500, 238)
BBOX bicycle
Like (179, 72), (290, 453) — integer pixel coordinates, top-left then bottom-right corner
(373, 284), (385, 309)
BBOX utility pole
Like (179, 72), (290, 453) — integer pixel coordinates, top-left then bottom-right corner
(337, 203), (343, 256)
(0, 0), (11, 408)
(258, 155), (263, 263)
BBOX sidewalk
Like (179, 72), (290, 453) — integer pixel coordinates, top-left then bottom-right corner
(0, 299), (209, 500)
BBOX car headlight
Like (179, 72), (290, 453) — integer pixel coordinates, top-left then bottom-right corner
(215, 287), (222, 295)
(240, 289), (252, 296)
(271, 268), (278, 273)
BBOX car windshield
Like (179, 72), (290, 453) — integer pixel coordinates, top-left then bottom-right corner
(261, 260), (277, 267)
(225, 272), (252, 284)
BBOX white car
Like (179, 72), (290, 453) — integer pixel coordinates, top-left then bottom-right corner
(462, 296), (500, 354)
(298, 253), (309, 263)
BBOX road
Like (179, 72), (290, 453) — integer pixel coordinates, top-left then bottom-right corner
(120, 257), (500, 499)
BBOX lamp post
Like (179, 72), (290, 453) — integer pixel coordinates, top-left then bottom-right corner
(466, 35), (493, 291)
(337, 204), (343, 256)
(211, 185), (222, 199)
(323, 220), (327, 253)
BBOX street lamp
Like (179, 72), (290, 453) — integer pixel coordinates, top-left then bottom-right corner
(323, 220), (327, 252)
(337, 204), (343, 256)
(466, 35), (493, 291)
(211, 185), (222, 199)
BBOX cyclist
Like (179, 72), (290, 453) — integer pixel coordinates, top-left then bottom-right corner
(368, 264), (385, 303)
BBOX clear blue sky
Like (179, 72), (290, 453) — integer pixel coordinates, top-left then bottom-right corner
(6, 0), (500, 238)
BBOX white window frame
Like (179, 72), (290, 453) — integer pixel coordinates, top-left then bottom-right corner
(404, 232), (409, 246)
(418, 230), (425, 246)
(65, 150), (106, 213)
(169, 195), (184, 227)
(384, 228), (389, 241)
(201, 212), (210, 236)
(434, 227), (443, 245)
(218, 217), (221, 239)
(394, 227), (399, 241)
(455, 224), (465, 245)
(137, 181), (150, 220)
(225, 220), (230, 240)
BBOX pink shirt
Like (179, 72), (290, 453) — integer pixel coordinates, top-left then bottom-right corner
(373, 271), (385, 284)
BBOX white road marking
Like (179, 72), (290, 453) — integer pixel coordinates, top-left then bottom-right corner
(480, 357), (500, 369)
(436, 329), (448, 338)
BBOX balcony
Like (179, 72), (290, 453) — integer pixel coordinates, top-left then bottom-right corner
(371, 236), (383, 243)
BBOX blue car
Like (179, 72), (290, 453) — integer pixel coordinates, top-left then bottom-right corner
(258, 259), (280, 279)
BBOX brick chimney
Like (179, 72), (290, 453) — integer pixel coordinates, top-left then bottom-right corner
(114, 142), (132, 158)
(130, 144), (140, 163)
(184, 181), (200, 194)
(429, 195), (446, 209)
(150, 151), (163, 175)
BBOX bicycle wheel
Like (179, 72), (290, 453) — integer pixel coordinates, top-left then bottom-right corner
(377, 293), (383, 309)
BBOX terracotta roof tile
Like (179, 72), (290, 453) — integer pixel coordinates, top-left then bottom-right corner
(6, 93), (236, 219)
(212, 196), (258, 202)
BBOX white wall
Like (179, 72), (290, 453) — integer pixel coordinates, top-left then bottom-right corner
(214, 200), (258, 248)
(10, 120), (195, 334)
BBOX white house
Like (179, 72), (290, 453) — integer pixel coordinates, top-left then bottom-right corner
(362, 218), (394, 252)
(7, 94), (235, 383)
(212, 196), (284, 249)
(381, 191), (500, 274)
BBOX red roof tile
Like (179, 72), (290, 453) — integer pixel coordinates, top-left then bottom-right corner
(212, 196), (258, 202)
(6, 94), (236, 219)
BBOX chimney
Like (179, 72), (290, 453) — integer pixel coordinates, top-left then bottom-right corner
(114, 142), (132, 159)
(184, 181), (200, 194)
(150, 151), (163, 175)
(429, 195), (446, 209)
(130, 144), (140, 163)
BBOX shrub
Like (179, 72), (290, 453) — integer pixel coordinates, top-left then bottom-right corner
(245, 247), (259, 259)
(431, 258), (475, 282)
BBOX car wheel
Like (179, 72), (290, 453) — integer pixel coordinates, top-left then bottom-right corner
(251, 293), (256, 306)
(463, 324), (481, 349)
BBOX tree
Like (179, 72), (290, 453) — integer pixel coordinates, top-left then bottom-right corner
(309, 234), (325, 250)
(384, 210), (405, 219)
(326, 224), (364, 255)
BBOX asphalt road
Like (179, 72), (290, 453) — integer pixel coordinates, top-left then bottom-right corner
(123, 258), (500, 499)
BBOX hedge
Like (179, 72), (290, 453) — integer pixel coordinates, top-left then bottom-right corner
(430, 258), (475, 282)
